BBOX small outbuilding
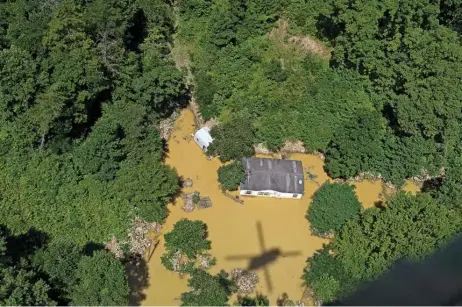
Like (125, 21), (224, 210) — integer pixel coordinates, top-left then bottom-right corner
(240, 157), (304, 199)
(194, 127), (213, 151)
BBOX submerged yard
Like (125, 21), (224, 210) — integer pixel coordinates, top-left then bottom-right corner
(137, 109), (419, 305)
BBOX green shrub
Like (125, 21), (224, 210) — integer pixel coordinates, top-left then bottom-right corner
(192, 192), (200, 204)
(217, 161), (245, 191)
(163, 219), (211, 259)
(306, 183), (362, 236)
(208, 118), (255, 162)
(181, 270), (232, 306)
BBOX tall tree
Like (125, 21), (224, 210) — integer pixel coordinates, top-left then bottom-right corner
(164, 219), (211, 259)
(336, 193), (459, 283)
(132, 29), (187, 117)
(217, 161), (245, 191)
(34, 0), (105, 145)
(114, 150), (178, 223)
(70, 250), (129, 306)
(0, 265), (56, 306)
(325, 109), (385, 179)
(5, 0), (53, 55)
(307, 183), (362, 236)
(83, 0), (136, 77)
(208, 116), (256, 162)
(0, 46), (37, 126)
(33, 241), (82, 301)
(181, 270), (232, 306)
(72, 116), (124, 181)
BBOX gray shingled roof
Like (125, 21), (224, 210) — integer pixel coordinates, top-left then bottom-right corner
(240, 157), (305, 194)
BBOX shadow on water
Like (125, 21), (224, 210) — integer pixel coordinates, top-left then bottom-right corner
(228, 248), (301, 272)
(126, 257), (150, 306)
(226, 221), (301, 293)
(373, 200), (386, 209)
(330, 234), (462, 306)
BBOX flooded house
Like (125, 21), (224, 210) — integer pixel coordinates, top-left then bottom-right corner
(240, 157), (305, 199)
(194, 127), (213, 151)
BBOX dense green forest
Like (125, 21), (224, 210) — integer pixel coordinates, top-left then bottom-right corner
(0, 0), (185, 244)
(0, 0), (186, 303)
(2, 0), (462, 305)
(178, 0), (462, 185)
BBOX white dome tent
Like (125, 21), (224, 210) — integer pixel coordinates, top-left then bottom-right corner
(194, 127), (213, 151)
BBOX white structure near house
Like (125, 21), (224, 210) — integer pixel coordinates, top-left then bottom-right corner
(194, 127), (213, 151)
(240, 157), (304, 199)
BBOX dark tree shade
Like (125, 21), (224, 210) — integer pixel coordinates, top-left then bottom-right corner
(431, 162), (462, 211)
(235, 294), (270, 306)
(306, 183), (362, 236)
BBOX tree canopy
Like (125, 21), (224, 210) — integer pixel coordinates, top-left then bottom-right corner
(71, 250), (129, 306)
(217, 160), (245, 191)
(177, 0), (462, 185)
(0, 225), (129, 306)
(304, 192), (462, 303)
(164, 219), (211, 259)
(0, 0), (185, 305)
(3, 0), (462, 304)
(208, 117), (256, 162)
(0, 0), (184, 245)
(307, 183), (362, 236)
(181, 269), (232, 306)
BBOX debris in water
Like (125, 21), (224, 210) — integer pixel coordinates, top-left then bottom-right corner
(128, 217), (160, 256)
(197, 254), (215, 269)
(182, 177), (194, 188)
(197, 196), (212, 209)
(170, 250), (182, 272)
(181, 193), (195, 212)
(231, 268), (259, 294)
(158, 110), (179, 140)
(105, 235), (124, 259)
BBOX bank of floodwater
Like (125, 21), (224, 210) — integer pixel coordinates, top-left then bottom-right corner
(137, 109), (420, 305)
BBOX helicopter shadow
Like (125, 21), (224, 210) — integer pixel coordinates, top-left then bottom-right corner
(226, 221), (301, 293)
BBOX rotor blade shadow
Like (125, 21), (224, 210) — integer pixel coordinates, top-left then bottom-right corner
(263, 266), (273, 293)
(257, 221), (266, 252)
(226, 255), (257, 261)
(280, 251), (302, 257)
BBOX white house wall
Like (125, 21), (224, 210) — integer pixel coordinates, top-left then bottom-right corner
(194, 128), (213, 151)
(239, 189), (303, 199)
(194, 137), (207, 151)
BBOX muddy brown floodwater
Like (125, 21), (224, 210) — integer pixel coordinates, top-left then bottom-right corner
(137, 109), (420, 305)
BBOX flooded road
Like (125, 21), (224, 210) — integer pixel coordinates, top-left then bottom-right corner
(138, 109), (420, 305)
